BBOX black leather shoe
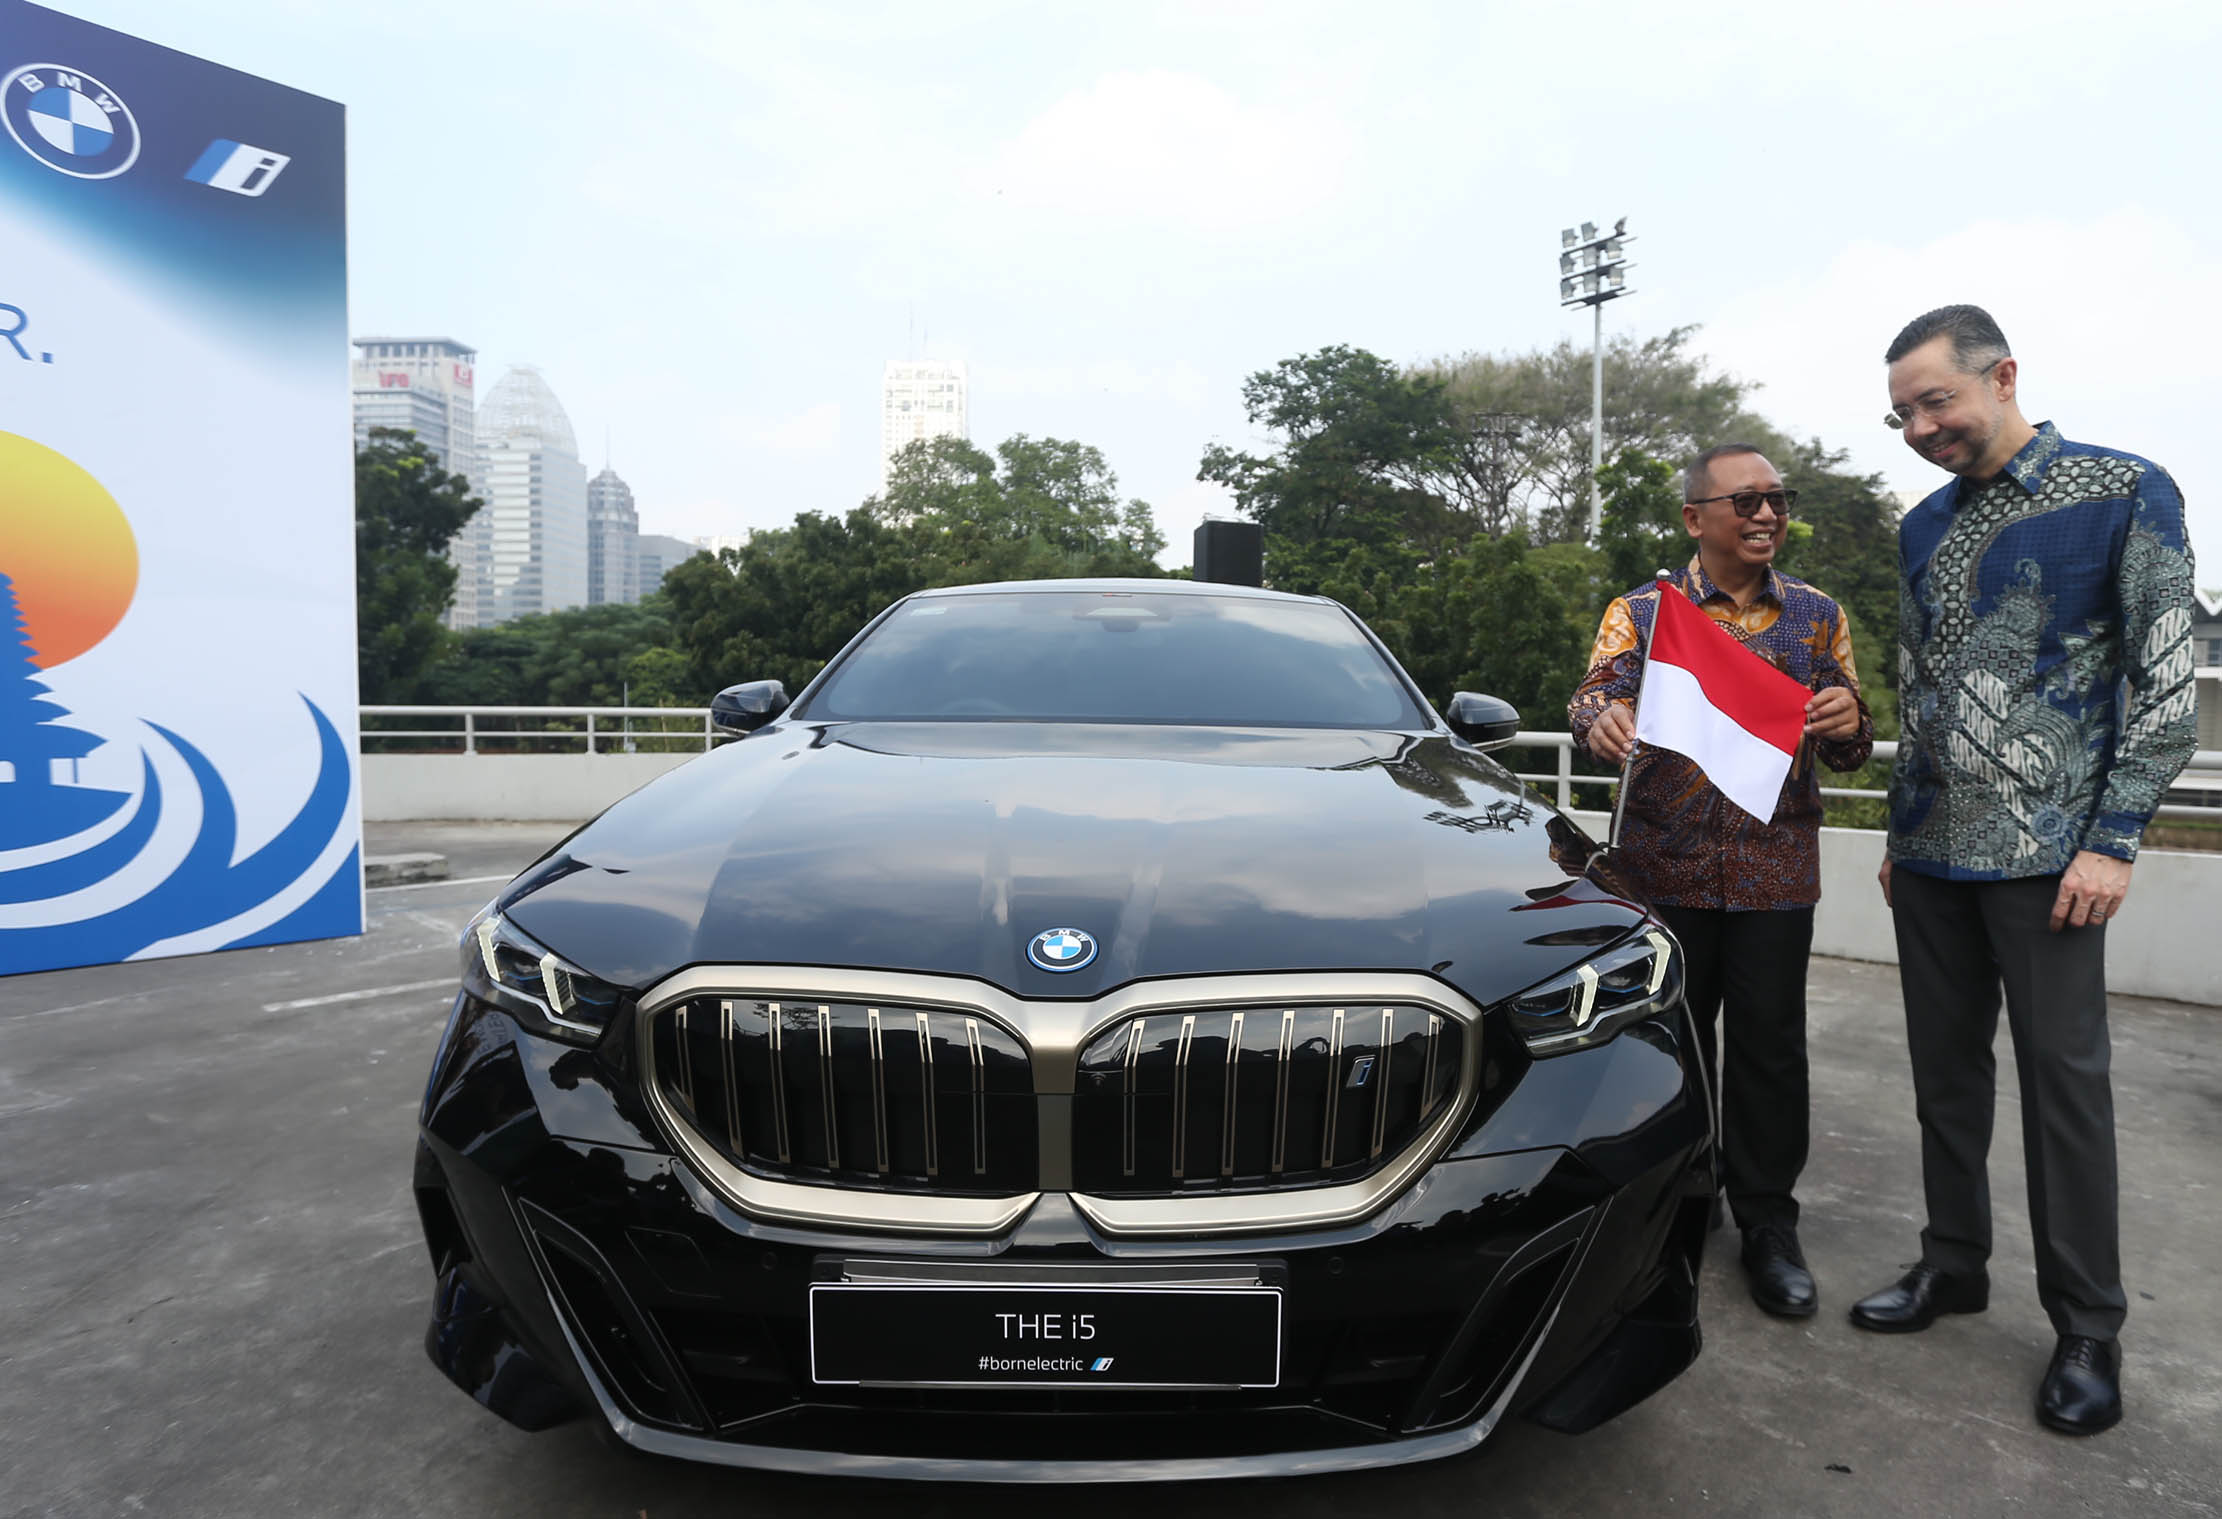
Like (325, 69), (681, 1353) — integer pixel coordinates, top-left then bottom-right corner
(1848, 1262), (1989, 1333)
(2038, 1335), (2122, 1435)
(1740, 1225), (1817, 1317)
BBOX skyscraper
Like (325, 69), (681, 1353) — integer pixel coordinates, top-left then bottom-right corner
(635, 534), (703, 597)
(471, 366), (589, 626)
(880, 358), (968, 490)
(351, 337), (478, 474)
(587, 466), (640, 607)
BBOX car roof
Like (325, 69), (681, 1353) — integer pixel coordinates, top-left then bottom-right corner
(909, 578), (1324, 604)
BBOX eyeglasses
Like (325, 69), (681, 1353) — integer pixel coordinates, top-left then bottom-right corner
(1686, 488), (1797, 518)
(1885, 359), (2000, 429)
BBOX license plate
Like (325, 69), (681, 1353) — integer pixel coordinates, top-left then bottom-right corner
(808, 1283), (1282, 1389)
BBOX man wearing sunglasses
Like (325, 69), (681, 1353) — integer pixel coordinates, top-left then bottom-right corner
(1570, 444), (1872, 1320)
(1856, 305), (2198, 1437)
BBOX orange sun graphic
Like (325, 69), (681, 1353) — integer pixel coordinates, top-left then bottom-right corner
(0, 431), (138, 668)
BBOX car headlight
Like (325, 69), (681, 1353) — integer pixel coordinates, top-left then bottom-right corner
(1505, 926), (1682, 1057)
(460, 906), (622, 1046)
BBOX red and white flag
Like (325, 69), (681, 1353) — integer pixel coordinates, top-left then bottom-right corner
(1634, 583), (1812, 824)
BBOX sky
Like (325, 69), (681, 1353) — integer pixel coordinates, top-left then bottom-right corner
(49, 0), (2222, 581)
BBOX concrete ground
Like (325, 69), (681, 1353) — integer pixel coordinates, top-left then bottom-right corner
(1, 820), (2216, 1519)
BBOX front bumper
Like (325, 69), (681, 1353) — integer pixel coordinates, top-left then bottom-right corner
(414, 988), (1712, 1480)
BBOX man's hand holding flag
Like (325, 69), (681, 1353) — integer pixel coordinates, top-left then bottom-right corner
(1618, 576), (1818, 828)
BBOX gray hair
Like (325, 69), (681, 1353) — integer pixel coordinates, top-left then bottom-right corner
(1884, 303), (2011, 372)
(1683, 442), (1765, 503)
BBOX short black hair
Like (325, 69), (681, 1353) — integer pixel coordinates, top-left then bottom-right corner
(1683, 443), (1766, 503)
(1885, 304), (2011, 371)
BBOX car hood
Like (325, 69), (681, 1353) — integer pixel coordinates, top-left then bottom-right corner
(501, 722), (1649, 1011)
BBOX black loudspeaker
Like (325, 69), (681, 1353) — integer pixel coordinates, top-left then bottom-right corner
(1193, 520), (1264, 587)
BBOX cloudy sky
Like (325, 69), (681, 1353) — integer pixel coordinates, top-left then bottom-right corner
(58, 0), (2222, 577)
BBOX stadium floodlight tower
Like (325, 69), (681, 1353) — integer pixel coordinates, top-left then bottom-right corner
(1559, 217), (1636, 541)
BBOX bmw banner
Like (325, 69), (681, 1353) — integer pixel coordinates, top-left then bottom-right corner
(0, 1), (358, 976)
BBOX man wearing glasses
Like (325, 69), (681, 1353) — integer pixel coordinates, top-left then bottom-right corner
(1856, 306), (2197, 1436)
(1570, 444), (1872, 1319)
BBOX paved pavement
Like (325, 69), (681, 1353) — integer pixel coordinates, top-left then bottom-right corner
(1, 821), (2216, 1518)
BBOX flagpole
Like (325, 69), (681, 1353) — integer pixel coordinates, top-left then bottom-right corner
(1607, 569), (1675, 853)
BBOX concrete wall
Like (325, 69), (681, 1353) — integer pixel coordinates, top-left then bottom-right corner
(360, 760), (2221, 1005)
(362, 752), (698, 823)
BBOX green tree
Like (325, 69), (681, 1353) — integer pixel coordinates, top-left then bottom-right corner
(1420, 327), (1766, 542)
(1593, 446), (1690, 595)
(355, 427), (479, 702)
(1198, 346), (1458, 554)
(661, 434), (1171, 695)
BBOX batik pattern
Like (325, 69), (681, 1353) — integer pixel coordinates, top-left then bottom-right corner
(1890, 422), (2198, 880)
(1569, 557), (1872, 910)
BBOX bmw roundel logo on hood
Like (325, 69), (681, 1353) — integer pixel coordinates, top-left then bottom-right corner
(1027, 927), (1097, 973)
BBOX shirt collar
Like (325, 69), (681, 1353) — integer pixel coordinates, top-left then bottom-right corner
(1958, 420), (2063, 503)
(1682, 553), (1782, 609)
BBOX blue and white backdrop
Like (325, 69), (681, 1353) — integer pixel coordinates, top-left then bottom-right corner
(0, 0), (359, 977)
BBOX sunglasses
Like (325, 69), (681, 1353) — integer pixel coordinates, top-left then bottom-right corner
(1686, 488), (1797, 518)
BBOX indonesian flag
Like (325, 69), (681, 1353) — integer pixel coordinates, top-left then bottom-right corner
(1634, 582), (1812, 824)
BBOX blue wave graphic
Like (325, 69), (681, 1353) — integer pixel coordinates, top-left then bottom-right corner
(0, 752), (162, 903)
(0, 694), (358, 976)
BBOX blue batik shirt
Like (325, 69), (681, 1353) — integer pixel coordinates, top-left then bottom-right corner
(1889, 421), (2198, 880)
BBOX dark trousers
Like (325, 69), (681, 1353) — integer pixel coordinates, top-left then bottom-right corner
(1890, 869), (2124, 1340)
(1655, 904), (1813, 1233)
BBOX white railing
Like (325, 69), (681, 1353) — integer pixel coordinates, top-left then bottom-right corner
(360, 704), (725, 755)
(1503, 732), (2222, 824)
(356, 708), (2222, 825)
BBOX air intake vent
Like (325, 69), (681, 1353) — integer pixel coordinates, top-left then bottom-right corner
(1070, 1005), (1461, 1194)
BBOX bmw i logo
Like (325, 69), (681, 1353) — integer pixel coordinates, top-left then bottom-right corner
(2, 63), (142, 180)
(1027, 927), (1097, 973)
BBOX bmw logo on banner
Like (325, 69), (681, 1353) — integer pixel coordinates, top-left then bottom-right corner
(1028, 928), (1098, 973)
(2, 63), (141, 179)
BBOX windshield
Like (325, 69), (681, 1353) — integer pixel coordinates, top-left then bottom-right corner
(801, 591), (1428, 728)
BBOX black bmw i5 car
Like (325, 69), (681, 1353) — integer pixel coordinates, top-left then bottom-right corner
(413, 578), (1714, 1480)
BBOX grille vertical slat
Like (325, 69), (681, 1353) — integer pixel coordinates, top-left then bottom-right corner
(1370, 1007), (1394, 1159)
(1220, 1010), (1244, 1178)
(816, 1005), (839, 1170)
(966, 1018), (986, 1176)
(1321, 1007), (1345, 1169)
(1272, 1009), (1294, 1175)
(1122, 1019), (1145, 1177)
(720, 1000), (742, 1154)
(766, 1003), (791, 1164)
(674, 1003), (696, 1112)
(1421, 1014), (1441, 1121)
(867, 1008), (890, 1174)
(915, 1011), (939, 1177)
(1170, 1015), (1196, 1179)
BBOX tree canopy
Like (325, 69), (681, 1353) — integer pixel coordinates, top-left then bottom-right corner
(354, 427), (479, 703)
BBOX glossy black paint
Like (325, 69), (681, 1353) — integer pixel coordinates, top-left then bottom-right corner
(415, 988), (1708, 1471)
(416, 579), (1712, 1478)
(501, 722), (1643, 1010)
(1443, 691), (1522, 748)
(710, 680), (790, 734)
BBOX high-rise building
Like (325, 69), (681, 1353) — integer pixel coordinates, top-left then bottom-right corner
(880, 358), (968, 490)
(635, 533), (703, 598)
(351, 337), (489, 628)
(694, 533), (751, 558)
(587, 467), (640, 607)
(470, 366), (589, 626)
(351, 337), (478, 473)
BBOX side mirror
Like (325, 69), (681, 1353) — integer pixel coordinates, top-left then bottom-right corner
(1444, 691), (1520, 752)
(710, 680), (790, 734)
